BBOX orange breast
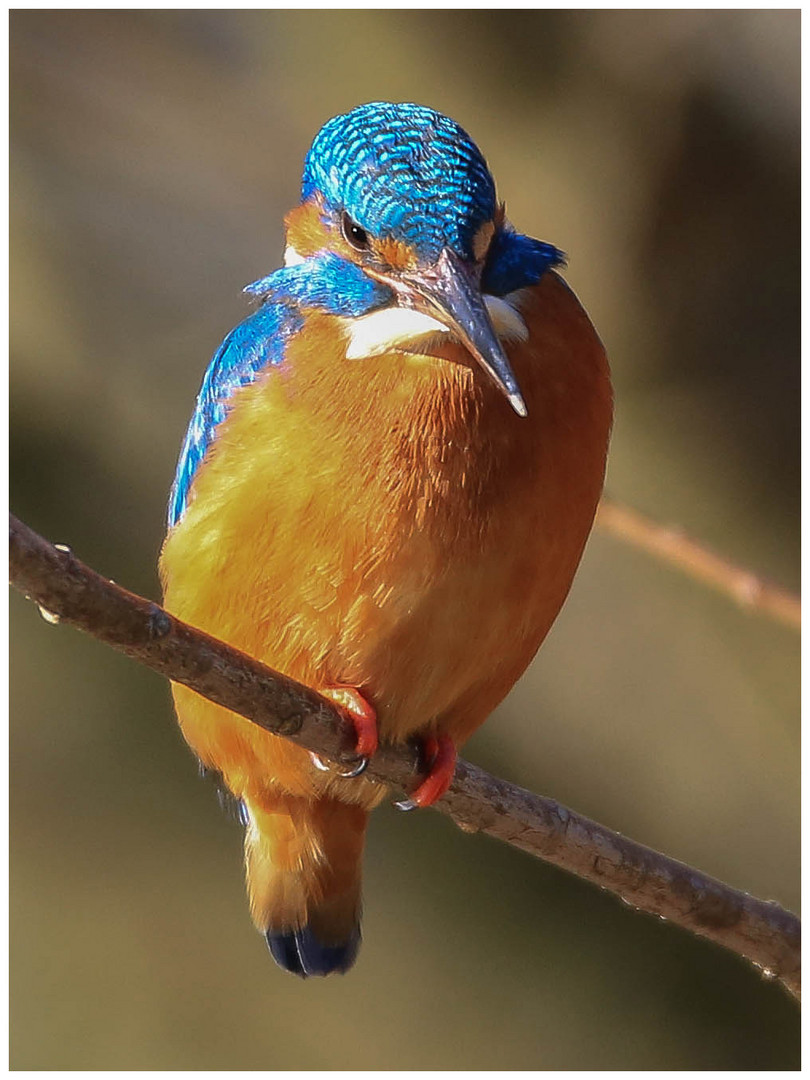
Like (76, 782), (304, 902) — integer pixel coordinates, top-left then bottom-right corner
(159, 271), (611, 805)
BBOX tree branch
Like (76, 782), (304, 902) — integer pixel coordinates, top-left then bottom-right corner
(9, 512), (800, 1001)
(596, 497), (801, 632)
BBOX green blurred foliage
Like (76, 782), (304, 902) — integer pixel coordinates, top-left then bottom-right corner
(10, 10), (798, 1070)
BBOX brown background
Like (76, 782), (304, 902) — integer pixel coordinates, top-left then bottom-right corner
(11, 10), (799, 1069)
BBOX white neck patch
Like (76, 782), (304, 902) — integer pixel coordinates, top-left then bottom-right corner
(283, 245), (306, 267)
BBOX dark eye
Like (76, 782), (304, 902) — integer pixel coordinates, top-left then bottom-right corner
(341, 212), (369, 251)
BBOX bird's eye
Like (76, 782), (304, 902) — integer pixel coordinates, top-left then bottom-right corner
(341, 212), (369, 251)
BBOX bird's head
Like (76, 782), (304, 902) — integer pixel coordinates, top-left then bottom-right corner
(272, 103), (563, 417)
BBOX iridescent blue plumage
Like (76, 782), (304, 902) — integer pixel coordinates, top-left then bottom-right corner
(483, 228), (565, 295)
(244, 252), (392, 313)
(302, 102), (496, 263)
(168, 301), (301, 528)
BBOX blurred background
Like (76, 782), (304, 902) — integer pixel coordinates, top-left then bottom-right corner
(10, 10), (799, 1070)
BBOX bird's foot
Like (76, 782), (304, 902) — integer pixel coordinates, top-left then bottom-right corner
(321, 685), (378, 757)
(311, 684), (378, 778)
(395, 733), (457, 810)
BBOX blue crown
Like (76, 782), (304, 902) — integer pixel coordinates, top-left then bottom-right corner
(301, 102), (497, 264)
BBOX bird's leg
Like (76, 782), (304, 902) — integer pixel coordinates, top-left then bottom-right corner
(311, 685), (378, 777)
(395, 733), (457, 810)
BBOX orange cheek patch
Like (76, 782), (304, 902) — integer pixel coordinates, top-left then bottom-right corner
(285, 199), (419, 272)
(375, 236), (418, 272)
(285, 199), (375, 265)
(284, 200), (331, 258)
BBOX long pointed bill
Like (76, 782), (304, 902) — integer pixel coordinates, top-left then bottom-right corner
(399, 248), (528, 417)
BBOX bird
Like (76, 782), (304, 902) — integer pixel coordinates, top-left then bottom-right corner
(159, 101), (612, 978)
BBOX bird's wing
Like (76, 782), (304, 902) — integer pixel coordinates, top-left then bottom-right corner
(167, 299), (303, 528)
(167, 256), (394, 528)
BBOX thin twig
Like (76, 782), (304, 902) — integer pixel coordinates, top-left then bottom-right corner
(9, 512), (800, 1001)
(595, 498), (800, 631)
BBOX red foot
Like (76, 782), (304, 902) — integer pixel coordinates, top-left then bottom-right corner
(320, 684), (378, 759)
(408, 734), (457, 807)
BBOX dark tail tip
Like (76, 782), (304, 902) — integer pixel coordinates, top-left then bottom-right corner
(266, 924), (361, 978)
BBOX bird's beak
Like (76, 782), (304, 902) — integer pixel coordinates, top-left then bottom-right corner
(389, 248), (528, 418)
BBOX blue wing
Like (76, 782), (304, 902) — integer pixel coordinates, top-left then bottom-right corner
(167, 257), (393, 529)
(167, 300), (303, 528)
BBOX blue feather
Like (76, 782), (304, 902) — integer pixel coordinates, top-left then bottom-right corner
(302, 102), (496, 263)
(265, 924), (361, 978)
(168, 256), (392, 528)
(167, 301), (301, 528)
(244, 252), (392, 316)
(483, 229), (565, 296)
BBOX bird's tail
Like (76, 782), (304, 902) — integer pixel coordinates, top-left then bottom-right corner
(243, 794), (368, 978)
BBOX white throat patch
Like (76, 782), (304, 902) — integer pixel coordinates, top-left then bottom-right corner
(343, 292), (529, 361)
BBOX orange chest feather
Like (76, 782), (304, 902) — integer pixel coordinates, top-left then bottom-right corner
(160, 272), (611, 741)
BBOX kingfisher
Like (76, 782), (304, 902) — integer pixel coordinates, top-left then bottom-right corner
(159, 102), (612, 978)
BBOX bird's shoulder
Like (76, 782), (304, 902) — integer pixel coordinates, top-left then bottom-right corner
(167, 293), (302, 528)
(167, 256), (393, 528)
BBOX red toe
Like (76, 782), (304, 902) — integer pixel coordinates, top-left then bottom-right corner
(409, 734), (457, 807)
(320, 684), (378, 758)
